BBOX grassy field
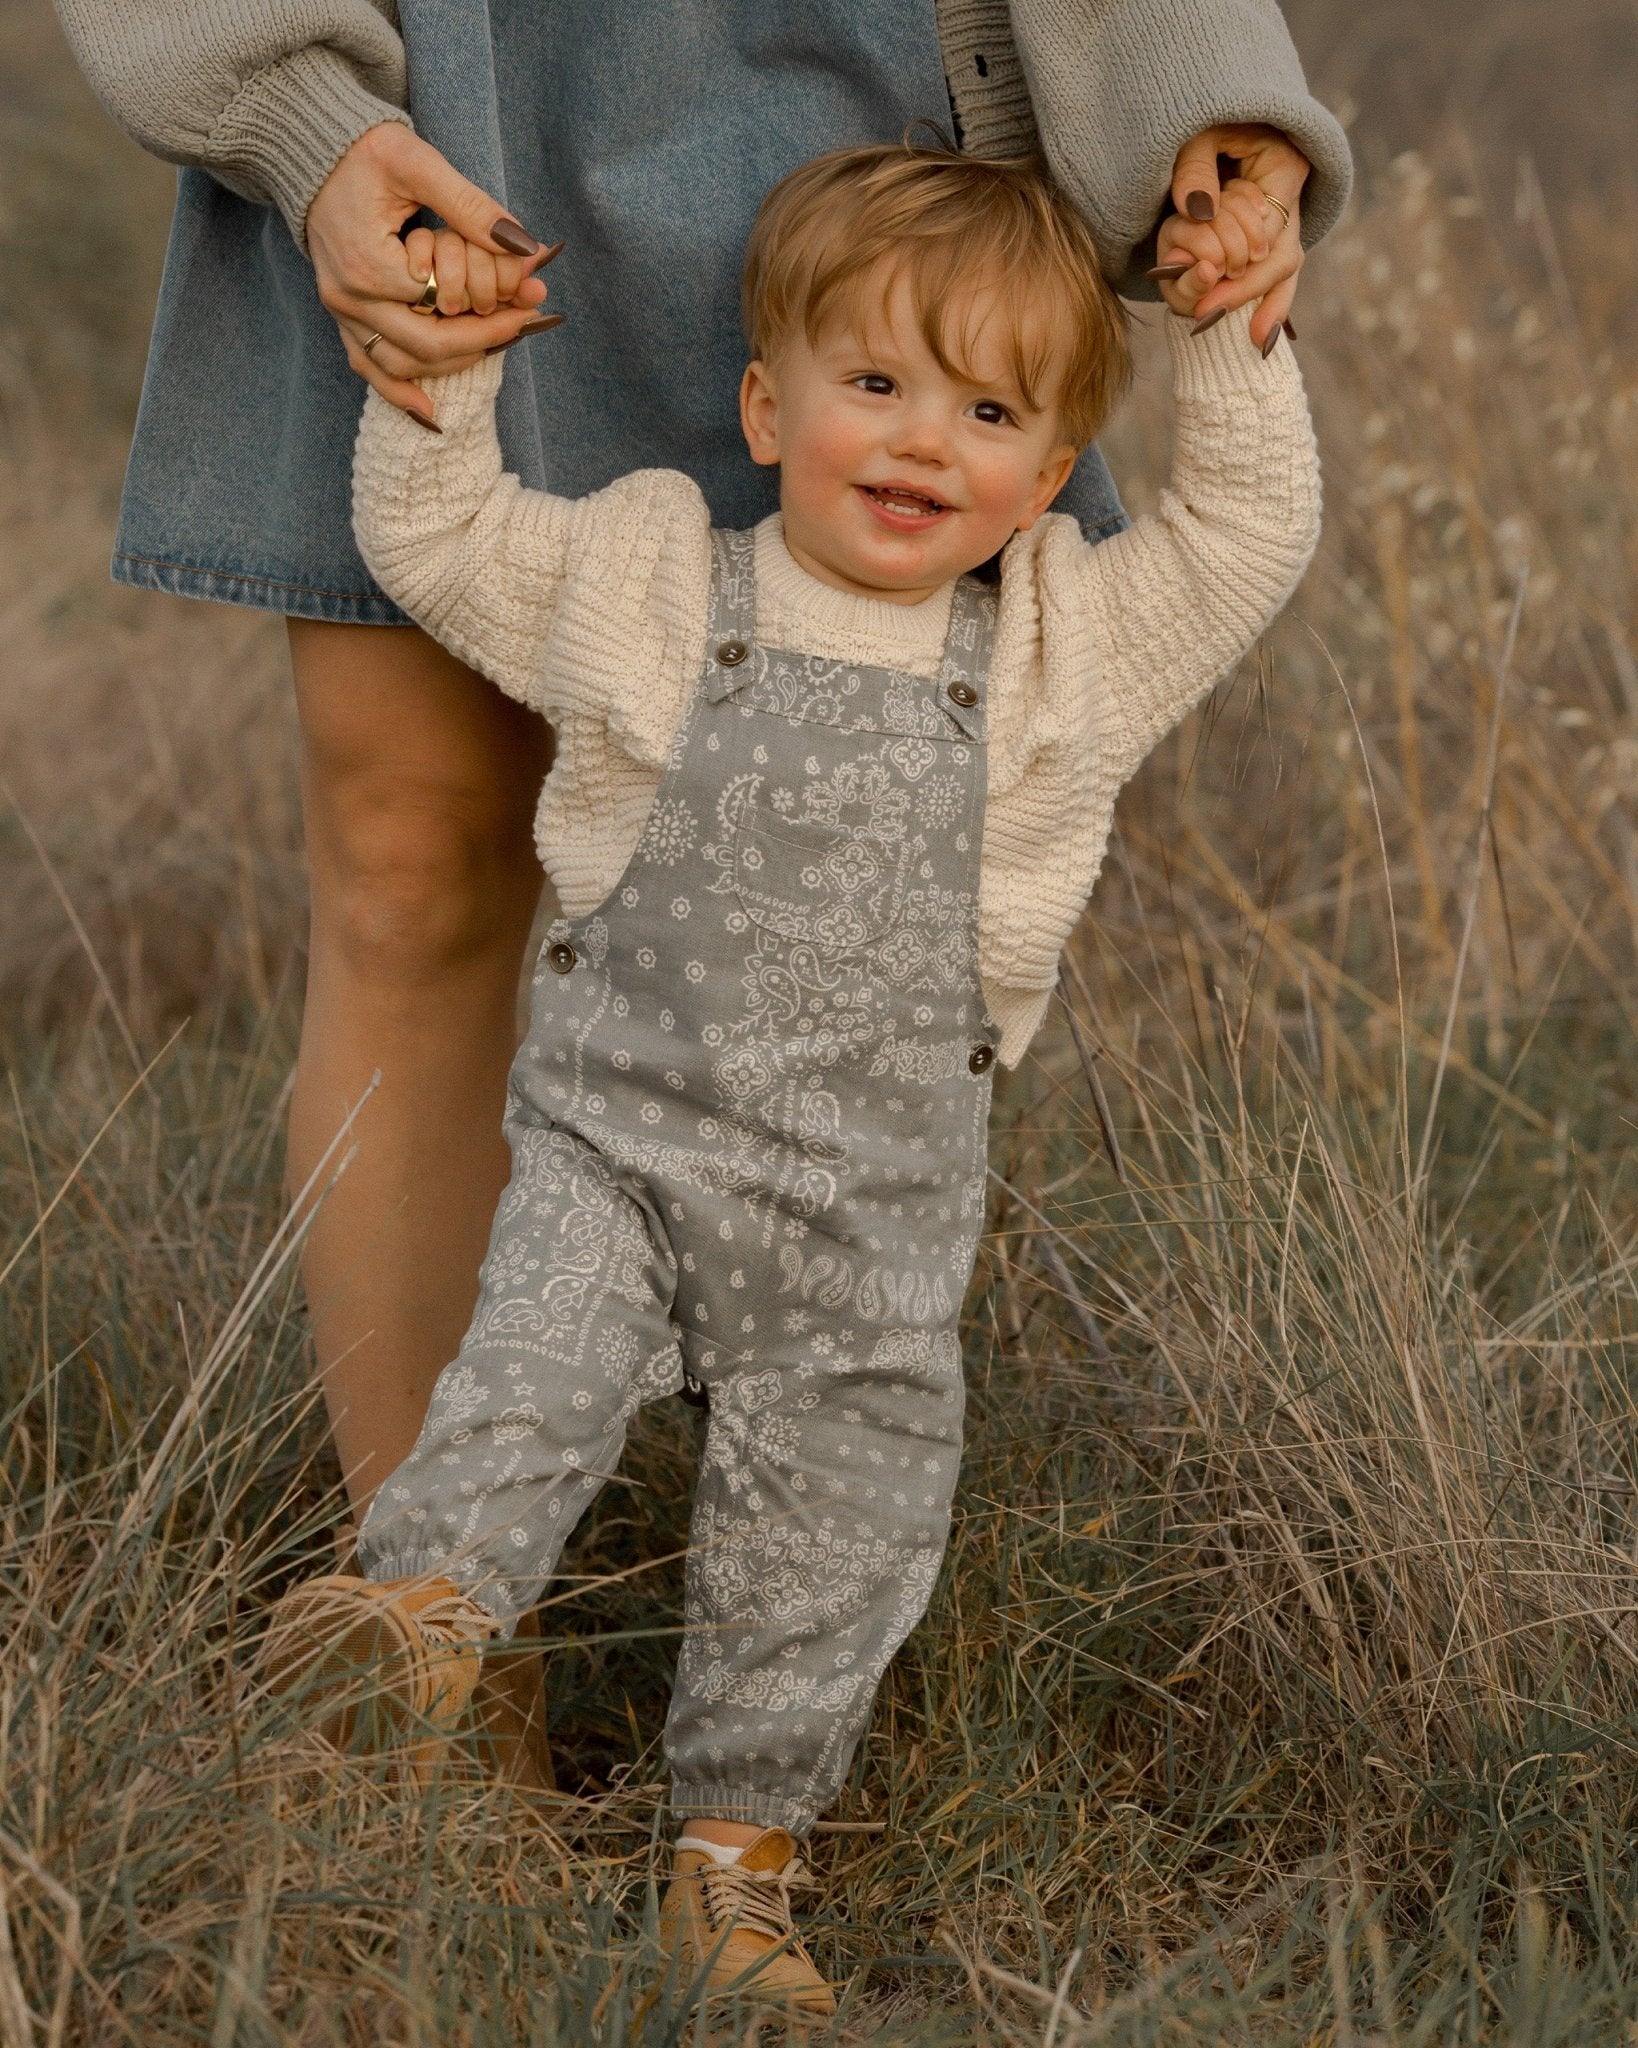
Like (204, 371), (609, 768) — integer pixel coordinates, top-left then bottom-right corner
(4, 0), (1638, 2039)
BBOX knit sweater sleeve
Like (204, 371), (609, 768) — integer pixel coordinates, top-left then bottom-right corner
(50, 0), (409, 245)
(352, 357), (709, 746)
(1008, 0), (1352, 294)
(1052, 306), (1320, 779)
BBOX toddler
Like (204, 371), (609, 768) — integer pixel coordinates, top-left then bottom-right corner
(261, 139), (1320, 2011)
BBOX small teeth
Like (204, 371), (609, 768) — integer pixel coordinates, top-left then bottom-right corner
(867, 486), (943, 514)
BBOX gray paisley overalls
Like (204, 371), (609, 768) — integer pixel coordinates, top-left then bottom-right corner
(359, 530), (1000, 1835)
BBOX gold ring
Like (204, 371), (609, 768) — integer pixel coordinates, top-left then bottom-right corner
(1264, 192), (1292, 232)
(412, 265), (439, 314)
(360, 329), (385, 359)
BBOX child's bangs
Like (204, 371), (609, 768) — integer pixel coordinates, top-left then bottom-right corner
(817, 239), (1075, 422)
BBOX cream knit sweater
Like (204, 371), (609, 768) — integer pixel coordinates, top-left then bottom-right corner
(353, 305), (1320, 1065)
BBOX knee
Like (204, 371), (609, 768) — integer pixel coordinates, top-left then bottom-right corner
(313, 786), (540, 987)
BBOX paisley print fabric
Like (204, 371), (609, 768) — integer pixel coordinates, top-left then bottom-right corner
(358, 528), (999, 1836)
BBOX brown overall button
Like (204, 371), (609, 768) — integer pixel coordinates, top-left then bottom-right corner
(716, 638), (749, 668)
(947, 678), (979, 708)
(968, 1043), (995, 1074)
(546, 941), (577, 974)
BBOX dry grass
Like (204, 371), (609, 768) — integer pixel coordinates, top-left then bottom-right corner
(5, 0), (1638, 2037)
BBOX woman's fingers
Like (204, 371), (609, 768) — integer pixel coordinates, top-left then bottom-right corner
(306, 124), (565, 390)
(394, 130), (545, 260)
(1187, 167), (1305, 338)
(340, 326), (440, 426)
(1151, 217), (1226, 310)
(1165, 124), (1312, 339)
(1170, 131), (1224, 225)
(342, 317), (488, 392)
(1249, 273), (1298, 353)
(307, 125), (560, 388)
(493, 247), (552, 310)
(1229, 128), (1312, 224)
(1190, 240), (1305, 342)
(344, 296), (543, 372)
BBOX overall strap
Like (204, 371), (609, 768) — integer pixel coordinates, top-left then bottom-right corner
(936, 574), (999, 740)
(703, 528), (760, 702)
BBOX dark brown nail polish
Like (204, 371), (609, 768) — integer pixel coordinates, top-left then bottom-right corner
(1185, 189), (1216, 222)
(1146, 261), (1192, 282)
(537, 239), (566, 267)
(406, 409), (442, 433)
(485, 313), (566, 355)
(1190, 307), (1227, 337)
(1284, 317), (1298, 342)
(491, 216), (540, 257)
(1261, 326), (1282, 358)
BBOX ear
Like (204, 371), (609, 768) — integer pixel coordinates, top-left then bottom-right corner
(740, 360), (781, 468)
(1013, 444), (1079, 532)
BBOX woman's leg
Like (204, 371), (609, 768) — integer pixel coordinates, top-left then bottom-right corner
(286, 618), (552, 1510)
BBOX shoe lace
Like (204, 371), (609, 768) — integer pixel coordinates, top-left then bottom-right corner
(414, 1593), (503, 1653)
(695, 1856), (811, 1945)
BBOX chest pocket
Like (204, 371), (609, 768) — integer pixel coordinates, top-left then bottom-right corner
(734, 797), (909, 951)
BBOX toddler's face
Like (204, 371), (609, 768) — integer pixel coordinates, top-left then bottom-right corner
(740, 265), (1078, 606)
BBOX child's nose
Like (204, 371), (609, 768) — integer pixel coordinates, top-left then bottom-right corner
(888, 408), (951, 463)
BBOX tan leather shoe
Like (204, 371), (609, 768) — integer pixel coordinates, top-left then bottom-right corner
(658, 1827), (837, 2014)
(329, 1530), (554, 1794)
(257, 1573), (495, 1787)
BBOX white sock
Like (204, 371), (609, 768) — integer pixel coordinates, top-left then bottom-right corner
(676, 1835), (748, 1865)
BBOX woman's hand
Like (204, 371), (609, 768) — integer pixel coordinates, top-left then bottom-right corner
(1161, 125), (1310, 349)
(306, 123), (559, 423)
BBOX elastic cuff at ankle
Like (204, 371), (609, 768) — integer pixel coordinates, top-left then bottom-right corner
(670, 1783), (819, 1838)
(357, 1549), (518, 1639)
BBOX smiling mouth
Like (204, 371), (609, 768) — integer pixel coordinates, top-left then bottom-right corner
(859, 484), (951, 519)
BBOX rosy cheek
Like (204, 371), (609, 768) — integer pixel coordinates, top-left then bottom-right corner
(963, 451), (1026, 524)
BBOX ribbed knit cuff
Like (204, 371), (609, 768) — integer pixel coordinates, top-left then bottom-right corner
(208, 45), (411, 247)
(356, 354), (504, 466)
(418, 354), (507, 432)
(990, 982), (1056, 1069)
(670, 1783), (821, 1839)
(356, 1549), (520, 1636)
(1166, 303), (1301, 403)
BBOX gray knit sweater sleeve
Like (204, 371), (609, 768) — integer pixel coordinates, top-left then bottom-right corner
(50, 0), (410, 246)
(942, 0), (1351, 296)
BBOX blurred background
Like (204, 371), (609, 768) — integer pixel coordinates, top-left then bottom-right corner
(4, 2), (1638, 2040)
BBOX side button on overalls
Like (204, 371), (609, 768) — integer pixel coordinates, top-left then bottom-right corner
(360, 529), (1001, 1836)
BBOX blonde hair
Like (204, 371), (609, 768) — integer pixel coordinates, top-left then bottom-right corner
(742, 137), (1130, 450)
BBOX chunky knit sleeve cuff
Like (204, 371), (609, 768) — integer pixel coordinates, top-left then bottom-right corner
(51, 0), (410, 246)
(1009, 0), (1351, 294)
(207, 48), (410, 246)
(989, 983), (1057, 1071)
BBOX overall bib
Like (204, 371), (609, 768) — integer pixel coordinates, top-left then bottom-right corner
(360, 531), (1000, 1834)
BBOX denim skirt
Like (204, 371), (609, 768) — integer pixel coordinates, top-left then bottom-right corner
(112, 0), (1126, 625)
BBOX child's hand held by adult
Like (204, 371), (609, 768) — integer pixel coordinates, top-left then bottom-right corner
(305, 122), (563, 425)
(1165, 124), (1311, 349)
